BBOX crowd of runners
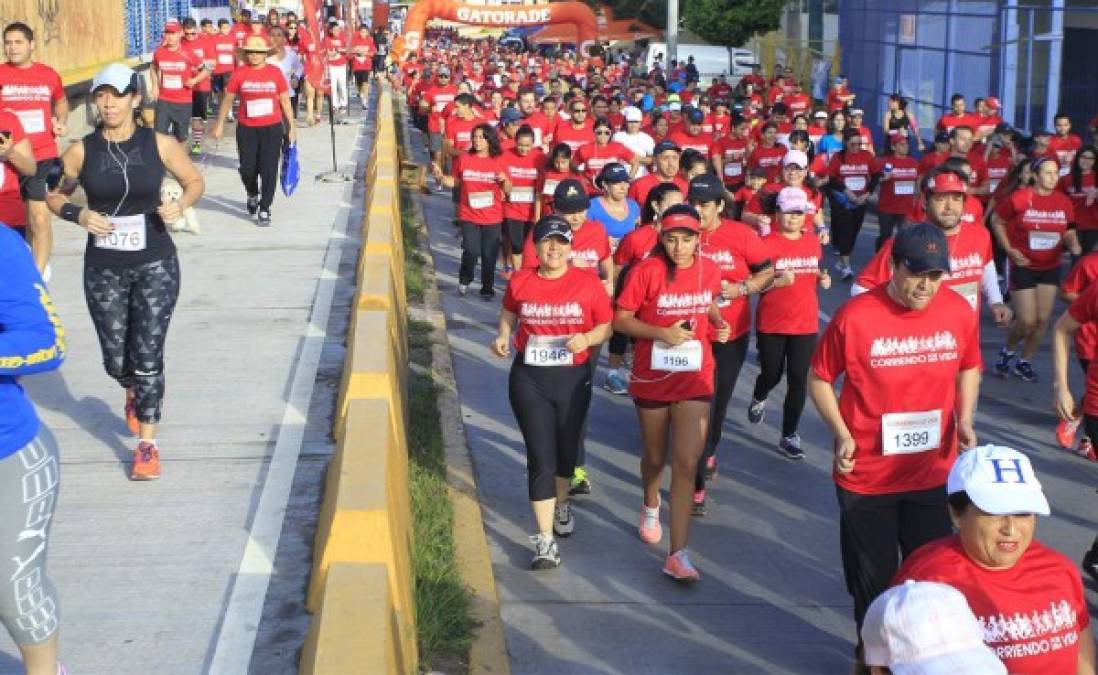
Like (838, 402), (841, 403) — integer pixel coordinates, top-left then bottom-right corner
(401, 33), (1097, 673)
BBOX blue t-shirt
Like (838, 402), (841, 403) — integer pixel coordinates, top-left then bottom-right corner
(0, 226), (65, 458)
(817, 134), (844, 159)
(587, 196), (641, 240)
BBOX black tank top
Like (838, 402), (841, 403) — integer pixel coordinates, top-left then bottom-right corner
(80, 125), (175, 267)
(886, 112), (912, 132)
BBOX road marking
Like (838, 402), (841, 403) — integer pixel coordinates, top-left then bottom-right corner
(207, 141), (361, 673)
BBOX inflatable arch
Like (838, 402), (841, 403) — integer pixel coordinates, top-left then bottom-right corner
(394, 1), (600, 59)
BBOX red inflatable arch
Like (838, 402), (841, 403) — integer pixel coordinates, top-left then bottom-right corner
(393, 0), (599, 59)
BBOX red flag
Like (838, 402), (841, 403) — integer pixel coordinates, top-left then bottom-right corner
(301, 0), (329, 93)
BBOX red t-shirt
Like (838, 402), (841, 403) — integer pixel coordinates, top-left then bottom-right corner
(573, 142), (635, 188)
(154, 45), (202, 105)
(876, 156), (920, 215)
(1061, 253), (1098, 364)
(1058, 171), (1098, 230)
(536, 169), (581, 215)
(995, 187), (1075, 271)
(626, 174), (688, 206)
(614, 225), (658, 267)
(350, 35), (376, 72)
(184, 35), (214, 92)
(501, 148), (544, 223)
(918, 150), (951, 177)
(0, 109), (28, 226)
(747, 144), (787, 183)
(522, 111), (556, 148)
(552, 120), (595, 153)
(444, 114), (480, 153)
(756, 232), (822, 335)
(894, 536), (1090, 675)
(212, 33), (238, 74)
(226, 64), (287, 127)
(322, 36), (347, 67)
(667, 130), (712, 158)
(616, 255), (722, 402)
(986, 152), (1012, 196)
(811, 284), (981, 495)
(857, 223), (993, 312)
(936, 112), (980, 133)
(521, 220), (610, 274)
(828, 150), (878, 196)
(454, 153), (505, 225)
(712, 136), (748, 185)
(0, 61), (64, 160)
(699, 219), (770, 340)
(423, 84), (459, 134)
(783, 93), (811, 118)
(1049, 134), (1082, 170)
(502, 267), (613, 366)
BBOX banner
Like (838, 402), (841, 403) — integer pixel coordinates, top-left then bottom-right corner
(301, 0), (329, 93)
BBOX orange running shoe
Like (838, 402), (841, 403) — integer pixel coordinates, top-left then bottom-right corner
(124, 389), (140, 436)
(662, 549), (700, 583)
(1055, 417), (1080, 449)
(1077, 437), (1097, 463)
(131, 441), (160, 481)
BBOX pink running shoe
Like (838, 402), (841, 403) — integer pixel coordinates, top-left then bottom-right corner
(638, 499), (662, 544)
(662, 549), (700, 582)
(1077, 437), (1097, 462)
(1056, 417), (1080, 449)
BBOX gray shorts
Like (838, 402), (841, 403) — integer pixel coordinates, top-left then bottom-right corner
(0, 428), (60, 645)
(154, 100), (192, 142)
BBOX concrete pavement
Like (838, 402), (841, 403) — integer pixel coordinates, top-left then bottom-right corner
(404, 114), (1098, 673)
(0, 96), (373, 674)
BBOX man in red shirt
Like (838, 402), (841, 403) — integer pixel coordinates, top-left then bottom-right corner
(350, 23), (375, 114)
(1049, 112), (1083, 176)
(183, 18), (214, 156)
(667, 108), (712, 158)
(0, 21), (68, 274)
(552, 98), (595, 153)
(783, 81), (812, 119)
(211, 19), (237, 114)
(419, 67), (459, 174)
(152, 19), (209, 148)
(809, 222), (982, 666)
(936, 93), (979, 133)
(827, 76), (855, 112)
(627, 140), (687, 204)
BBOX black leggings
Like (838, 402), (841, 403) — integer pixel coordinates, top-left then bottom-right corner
(236, 122), (283, 211)
(458, 221), (502, 293)
(509, 358), (593, 501)
(503, 218), (530, 256)
(609, 264), (635, 357)
(752, 332), (817, 437)
(84, 256), (181, 424)
(876, 212), (904, 251)
(830, 199), (868, 257)
(697, 334), (750, 490)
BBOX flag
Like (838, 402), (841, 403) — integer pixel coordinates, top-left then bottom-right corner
(301, 0), (329, 93)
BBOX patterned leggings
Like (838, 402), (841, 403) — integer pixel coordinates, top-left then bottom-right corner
(83, 256), (181, 424)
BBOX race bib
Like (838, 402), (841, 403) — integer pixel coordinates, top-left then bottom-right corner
(846, 176), (866, 192)
(651, 339), (703, 372)
(509, 186), (535, 204)
(951, 282), (979, 311)
(469, 191), (494, 209)
(609, 237), (620, 254)
(14, 109), (45, 134)
(95, 214), (147, 252)
(217, 54), (235, 65)
(723, 163), (742, 178)
(1028, 230), (1060, 252)
(542, 179), (559, 196)
(893, 181), (915, 196)
(881, 410), (942, 455)
(163, 74), (183, 89)
(524, 335), (573, 366)
(246, 98), (275, 118)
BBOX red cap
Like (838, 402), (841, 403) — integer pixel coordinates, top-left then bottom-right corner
(925, 172), (968, 195)
(985, 96), (1001, 110)
(660, 204), (701, 233)
(164, 19), (182, 33)
(889, 131), (909, 146)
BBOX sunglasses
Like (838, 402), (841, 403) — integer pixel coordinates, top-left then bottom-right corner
(595, 129), (611, 135)
(572, 108), (587, 113)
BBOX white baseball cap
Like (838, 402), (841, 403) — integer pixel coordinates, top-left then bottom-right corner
(777, 187), (811, 213)
(782, 149), (809, 168)
(947, 445), (1050, 516)
(623, 106), (643, 123)
(669, 102), (682, 112)
(863, 580), (1006, 675)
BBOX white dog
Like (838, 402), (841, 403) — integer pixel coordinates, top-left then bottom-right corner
(160, 178), (200, 234)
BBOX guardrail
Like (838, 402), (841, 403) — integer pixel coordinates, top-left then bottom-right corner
(301, 86), (417, 675)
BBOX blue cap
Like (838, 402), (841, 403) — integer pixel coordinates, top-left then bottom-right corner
(533, 215), (573, 243)
(653, 140), (681, 155)
(892, 222), (952, 274)
(833, 76), (844, 85)
(500, 107), (522, 124)
(686, 108), (704, 124)
(596, 162), (631, 188)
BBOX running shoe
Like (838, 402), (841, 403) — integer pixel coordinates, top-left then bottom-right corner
(479, 288), (495, 301)
(778, 434), (805, 460)
(569, 467), (591, 495)
(835, 261), (854, 281)
(457, 283), (468, 296)
(246, 194), (260, 215)
(553, 502), (574, 538)
(1077, 437), (1097, 462)
(994, 347), (1014, 377)
(662, 549), (700, 583)
(691, 489), (707, 517)
(1056, 417), (1081, 449)
(604, 369), (629, 395)
(638, 500), (662, 544)
(1083, 542), (1098, 583)
(703, 455), (718, 481)
(747, 398), (766, 424)
(529, 533), (560, 570)
(1013, 359), (1037, 382)
(131, 441), (160, 481)
(124, 388), (140, 436)
(257, 210), (272, 227)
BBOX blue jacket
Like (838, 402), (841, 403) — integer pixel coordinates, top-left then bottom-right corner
(0, 226), (65, 458)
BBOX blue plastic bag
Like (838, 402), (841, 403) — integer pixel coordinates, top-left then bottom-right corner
(280, 141), (300, 197)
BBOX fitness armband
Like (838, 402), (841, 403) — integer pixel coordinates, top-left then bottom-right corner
(60, 203), (83, 224)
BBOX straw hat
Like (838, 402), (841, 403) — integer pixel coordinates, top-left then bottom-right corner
(237, 35), (273, 55)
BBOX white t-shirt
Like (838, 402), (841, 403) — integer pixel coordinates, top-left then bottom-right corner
(613, 130), (655, 177)
(267, 47), (304, 89)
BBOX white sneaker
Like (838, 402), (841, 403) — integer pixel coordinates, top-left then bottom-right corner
(530, 533), (560, 570)
(553, 502), (574, 537)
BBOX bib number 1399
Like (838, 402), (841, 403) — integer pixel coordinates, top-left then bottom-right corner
(880, 410), (941, 455)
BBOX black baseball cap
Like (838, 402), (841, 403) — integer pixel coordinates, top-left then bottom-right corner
(934, 130), (951, 144)
(686, 108), (704, 124)
(596, 162), (631, 188)
(892, 221), (952, 274)
(533, 215), (573, 243)
(653, 140), (681, 155)
(552, 179), (590, 214)
(688, 173), (724, 202)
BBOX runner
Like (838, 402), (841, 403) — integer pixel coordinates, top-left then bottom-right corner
(350, 23), (376, 115)
(322, 21), (349, 119)
(1059, 144), (1098, 254)
(687, 174), (774, 514)
(0, 106), (37, 239)
(627, 140), (687, 204)
(553, 98), (595, 153)
(826, 128), (880, 280)
(267, 26), (304, 115)
(572, 117), (638, 190)
(711, 113), (749, 192)
(492, 215), (613, 569)
(500, 124), (542, 274)
(809, 222), (982, 669)
(0, 21), (68, 275)
(748, 188), (830, 460)
(182, 18), (213, 156)
(46, 63), (205, 481)
(873, 133), (919, 249)
(151, 20), (209, 149)
(210, 19), (237, 117)
(747, 122), (787, 184)
(1049, 112), (1083, 175)
(535, 143), (582, 220)
(213, 35), (296, 227)
(881, 94), (923, 154)
(1053, 276), (1098, 461)
(991, 157), (1079, 382)
(611, 106), (654, 176)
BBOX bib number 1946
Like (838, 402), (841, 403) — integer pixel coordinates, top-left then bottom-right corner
(524, 335), (573, 366)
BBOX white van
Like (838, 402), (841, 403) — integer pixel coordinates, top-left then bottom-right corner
(644, 43), (756, 84)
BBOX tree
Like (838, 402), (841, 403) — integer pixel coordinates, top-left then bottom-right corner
(682, 0), (788, 48)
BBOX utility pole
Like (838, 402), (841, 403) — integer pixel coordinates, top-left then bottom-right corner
(667, 0), (678, 66)
(808, 0), (823, 54)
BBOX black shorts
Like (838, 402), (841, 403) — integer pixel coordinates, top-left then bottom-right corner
(1009, 264), (1060, 291)
(154, 101), (193, 142)
(19, 158), (58, 202)
(191, 91), (210, 120)
(353, 70), (371, 87)
(212, 73), (229, 93)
